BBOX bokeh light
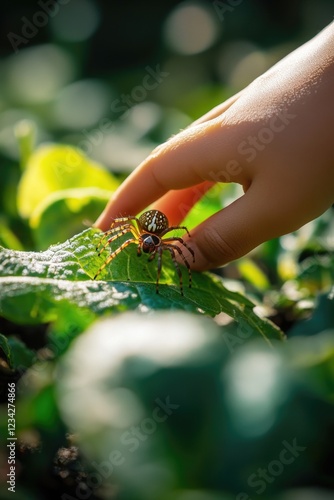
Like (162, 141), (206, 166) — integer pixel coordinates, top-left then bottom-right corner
(164, 1), (220, 55)
(53, 79), (113, 129)
(217, 40), (272, 90)
(224, 348), (287, 437)
(4, 44), (74, 105)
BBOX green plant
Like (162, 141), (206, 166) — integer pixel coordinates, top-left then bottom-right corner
(0, 125), (333, 500)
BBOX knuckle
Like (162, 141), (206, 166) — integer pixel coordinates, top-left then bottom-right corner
(198, 227), (245, 267)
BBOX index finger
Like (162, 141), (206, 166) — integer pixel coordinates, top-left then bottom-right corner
(95, 118), (241, 230)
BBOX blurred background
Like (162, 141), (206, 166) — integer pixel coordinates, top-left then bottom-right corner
(0, 0), (333, 172)
(1, 3), (334, 499)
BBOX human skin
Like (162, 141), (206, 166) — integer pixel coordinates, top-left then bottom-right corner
(95, 21), (334, 271)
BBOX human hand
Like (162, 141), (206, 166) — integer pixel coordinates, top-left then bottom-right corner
(95, 22), (334, 271)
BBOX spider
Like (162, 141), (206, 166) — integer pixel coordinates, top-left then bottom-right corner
(94, 209), (195, 295)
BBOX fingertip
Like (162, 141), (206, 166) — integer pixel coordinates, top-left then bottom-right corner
(94, 210), (107, 230)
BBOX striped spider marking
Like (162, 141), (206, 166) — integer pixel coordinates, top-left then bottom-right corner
(94, 210), (195, 295)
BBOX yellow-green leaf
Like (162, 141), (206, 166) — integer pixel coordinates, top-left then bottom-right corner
(29, 187), (113, 249)
(237, 258), (270, 291)
(17, 143), (118, 218)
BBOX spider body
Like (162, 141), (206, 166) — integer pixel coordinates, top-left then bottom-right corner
(94, 210), (195, 295)
(140, 233), (160, 254)
(139, 210), (168, 234)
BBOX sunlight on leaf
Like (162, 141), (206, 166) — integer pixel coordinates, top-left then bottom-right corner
(182, 184), (223, 230)
(237, 258), (270, 291)
(0, 229), (283, 344)
(0, 220), (23, 250)
(17, 143), (118, 218)
(29, 187), (113, 249)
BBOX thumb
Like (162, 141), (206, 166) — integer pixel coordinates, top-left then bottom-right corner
(188, 179), (300, 271)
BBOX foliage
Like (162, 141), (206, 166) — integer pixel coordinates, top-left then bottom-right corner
(0, 3), (333, 496)
(0, 134), (333, 500)
(0, 226), (283, 361)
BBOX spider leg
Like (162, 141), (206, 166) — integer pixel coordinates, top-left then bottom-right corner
(148, 250), (157, 262)
(162, 245), (185, 295)
(162, 236), (195, 263)
(94, 238), (137, 279)
(155, 247), (162, 294)
(96, 223), (130, 251)
(96, 224), (136, 255)
(164, 243), (193, 293)
(96, 221), (138, 245)
(96, 216), (141, 250)
(110, 215), (140, 230)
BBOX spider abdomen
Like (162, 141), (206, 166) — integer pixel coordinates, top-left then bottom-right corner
(139, 210), (168, 234)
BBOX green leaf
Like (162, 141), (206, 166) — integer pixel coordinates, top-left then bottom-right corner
(0, 228), (283, 343)
(17, 143), (118, 218)
(0, 334), (12, 365)
(0, 333), (36, 371)
(29, 187), (113, 249)
(181, 184), (223, 230)
(0, 220), (24, 250)
(6, 336), (36, 371)
(236, 257), (270, 291)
